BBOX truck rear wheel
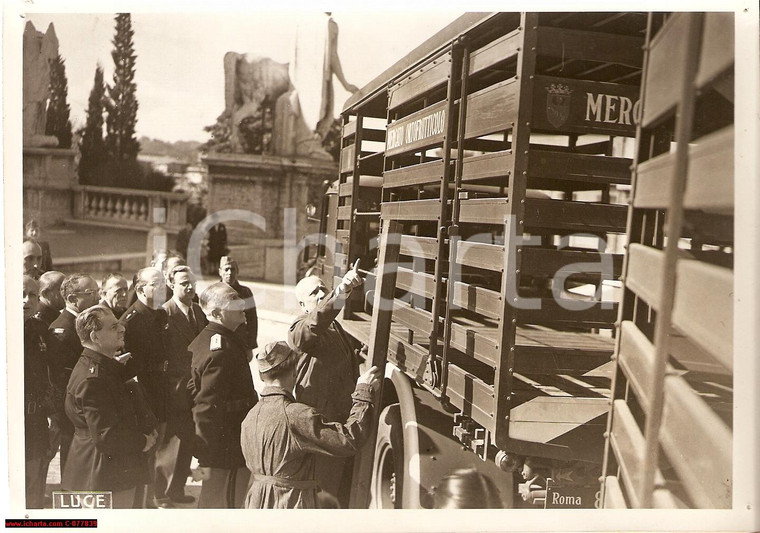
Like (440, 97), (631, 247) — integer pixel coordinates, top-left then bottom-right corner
(369, 403), (404, 508)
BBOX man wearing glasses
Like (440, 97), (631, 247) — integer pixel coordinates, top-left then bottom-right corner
(48, 273), (100, 473)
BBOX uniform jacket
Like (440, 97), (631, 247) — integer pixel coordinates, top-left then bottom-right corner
(288, 290), (359, 423)
(240, 383), (373, 509)
(48, 309), (82, 416)
(187, 322), (257, 469)
(99, 299), (126, 320)
(121, 299), (170, 422)
(163, 298), (207, 417)
(34, 301), (60, 328)
(62, 348), (150, 492)
(24, 317), (54, 459)
(229, 281), (258, 349)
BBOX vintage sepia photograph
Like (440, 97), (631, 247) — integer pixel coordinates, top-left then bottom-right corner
(2, 1), (759, 531)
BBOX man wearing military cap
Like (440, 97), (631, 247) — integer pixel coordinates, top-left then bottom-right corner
(62, 305), (158, 508)
(121, 267), (172, 508)
(241, 341), (380, 508)
(48, 273), (100, 472)
(219, 256), (258, 351)
(187, 282), (258, 508)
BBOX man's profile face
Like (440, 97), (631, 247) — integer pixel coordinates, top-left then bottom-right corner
(217, 296), (247, 332)
(92, 311), (126, 355)
(296, 276), (328, 314)
(23, 253), (41, 275)
(101, 277), (128, 309)
(138, 270), (167, 309)
(71, 277), (100, 312)
(172, 271), (197, 305)
(23, 277), (39, 321)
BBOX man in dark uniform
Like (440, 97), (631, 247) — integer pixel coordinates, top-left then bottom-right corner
(99, 272), (129, 319)
(23, 276), (55, 509)
(219, 256), (258, 350)
(121, 267), (171, 508)
(155, 265), (207, 506)
(62, 305), (158, 509)
(34, 271), (65, 327)
(188, 282), (257, 508)
(241, 341), (379, 509)
(288, 260), (364, 507)
(48, 273), (100, 472)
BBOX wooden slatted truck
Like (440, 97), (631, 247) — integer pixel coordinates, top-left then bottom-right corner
(302, 11), (734, 509)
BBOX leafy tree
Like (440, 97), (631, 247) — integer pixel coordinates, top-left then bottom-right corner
(200, 113), (233, 154)
(78, 65), (106, 184)
(105, 13), (140, 163)
(45, 54), (73, 149)
(320, 117), (342, 162)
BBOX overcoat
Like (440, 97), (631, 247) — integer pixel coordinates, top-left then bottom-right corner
(188, 323), (257, 469)
(62, 348), (150, 491)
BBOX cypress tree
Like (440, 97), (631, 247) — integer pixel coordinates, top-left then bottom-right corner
(105, 13), (140, 163)
(78, 65), (106, 184)
(45, 54), (73, 149)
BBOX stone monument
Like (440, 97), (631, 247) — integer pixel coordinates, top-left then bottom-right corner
(23, 21), (77, 227)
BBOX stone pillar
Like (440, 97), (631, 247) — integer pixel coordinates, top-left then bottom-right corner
(203, 152), (336, 283)
(23, 147), (77, 227)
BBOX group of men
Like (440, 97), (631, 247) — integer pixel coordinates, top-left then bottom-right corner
(23, 237), (380, 510)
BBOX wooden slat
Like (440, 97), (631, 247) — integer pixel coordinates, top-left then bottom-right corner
(469, 28), (520, 75)
(459, 198), (508, 224)
(460, 150), (513, 182)
(447, 364), (495, 427)
(516, 299), (618, 328)
(509, 397), (609, 444)
(392, 299), (434, 337)
(361, 128), (386, 143)
(669, 330), (731, 375)
(399, 235), (438, 260)
(337, 205), (352, 221)
(603, 476), (628, 509)
(386, 100), (447, 157)
(383, 160), (444, 189)
(536, 27), (644, 68)
(381, 199), (441, 221)
(523, 199), (628, 233)
(456, 241), (504, 271)
(672, 259), (733, 370)
(609, 400), (645, 508)
(387, 333), (428, 377)
(660, 374), (732, 508)
(396, 267), (437, 300)
(340, 143), (355, 174)
(388, 52), (451, 110)
(452, 282), (501, 320)
(335, 229), (350, 247)
(695, 12), (734, 90)
(642, 13), (693, 127)
(625, 244), (664, 310)
(521, 248), (623, 279)
(449, 322), (499, 367)
(342, 120), (357, 139)
(634, 126), (734, 213)
(333, 252), (348, 271)
(531, 76), (640, 137)
(617, 320), (655, 413)
(527, 151), (633, 185)
(464, 78), (519, 139)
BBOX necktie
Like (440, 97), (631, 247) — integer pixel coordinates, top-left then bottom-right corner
(187, 307), (197, 332)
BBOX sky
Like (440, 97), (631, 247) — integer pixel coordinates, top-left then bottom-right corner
(20, 9), (462, 143)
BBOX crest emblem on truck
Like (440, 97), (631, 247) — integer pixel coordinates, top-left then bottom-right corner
(545, 83), (572, 128)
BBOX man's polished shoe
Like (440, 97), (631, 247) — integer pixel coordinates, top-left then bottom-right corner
(168, 493), (196, 505)
(152, 498), (175, 509)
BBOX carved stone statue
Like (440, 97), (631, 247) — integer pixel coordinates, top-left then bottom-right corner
(223, 53), (330, 159)
(23, 21), (60, 148)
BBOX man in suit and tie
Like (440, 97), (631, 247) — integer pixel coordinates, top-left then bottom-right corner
(155, 265), (207, 506)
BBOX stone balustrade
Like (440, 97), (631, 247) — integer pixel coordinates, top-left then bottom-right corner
(73, 185), (188, 232)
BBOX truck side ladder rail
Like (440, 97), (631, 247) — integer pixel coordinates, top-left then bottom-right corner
(601, 12), (734, 509)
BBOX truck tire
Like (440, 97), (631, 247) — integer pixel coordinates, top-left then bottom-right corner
(369, 403), (404, 509)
